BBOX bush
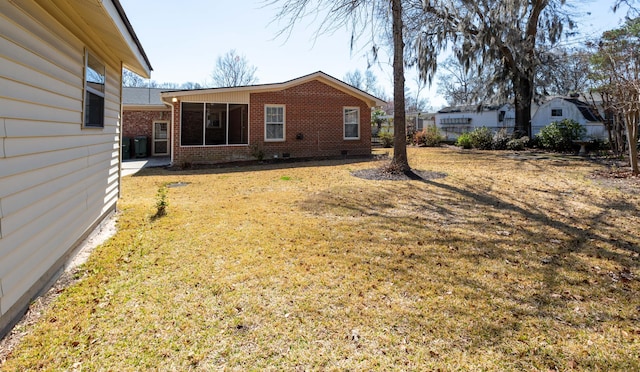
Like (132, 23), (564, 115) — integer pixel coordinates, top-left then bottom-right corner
(492, 128), (511, 150)
(422, 125), (444, 147)
(414, 125), (444, 147)
(469, 127), (494, 150)
(506, 136), (529, 151)
(378, 131), (394, 148)
(536, 119), (586, 152)
(456, 133), (473, 149)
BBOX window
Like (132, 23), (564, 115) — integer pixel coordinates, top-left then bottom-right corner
(551, 108), (563, 117)
(344, 107), (360, 139)
(83, 51), (105, 128)
(180, 102), (248, 146)
(440, 117), (471, 125)
(265, 105), (285, 141)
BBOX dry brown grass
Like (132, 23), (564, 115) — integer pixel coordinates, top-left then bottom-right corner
(2, 147), (639, 371)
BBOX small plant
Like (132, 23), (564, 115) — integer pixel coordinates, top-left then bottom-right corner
(456, 133), (473, 149)
(536, 119), (586, 152)
(378, 131), (394, 148)
(154, 184), (168, 217)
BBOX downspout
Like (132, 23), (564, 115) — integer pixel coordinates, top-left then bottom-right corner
(169, 100), (175, 166)
(118, 62), (124, 200)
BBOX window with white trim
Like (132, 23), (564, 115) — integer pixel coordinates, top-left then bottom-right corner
(265, 105), (285, 141)
(551, 108), (563, 117)
(83, 50), (105, 128)
(344, 107), (360, 139)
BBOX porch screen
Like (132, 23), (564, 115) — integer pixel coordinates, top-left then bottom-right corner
(181, 102), (248, 146)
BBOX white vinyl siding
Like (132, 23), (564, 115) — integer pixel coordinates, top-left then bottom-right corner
(0, 3), (122, 321)
(344, 107), (360, 140)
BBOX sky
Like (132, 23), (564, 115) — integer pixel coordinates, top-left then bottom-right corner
(120, 0), (631, 110)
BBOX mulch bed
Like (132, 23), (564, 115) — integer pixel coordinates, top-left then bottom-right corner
(352, 168), (447, 181)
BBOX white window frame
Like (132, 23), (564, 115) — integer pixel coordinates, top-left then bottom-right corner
(343, 107), (360, 140)
(265, 104), (285, 142)
(551, 108), (563, 117)
(83, 49), (106, 128)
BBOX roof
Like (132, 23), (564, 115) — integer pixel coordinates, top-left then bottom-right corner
(160, 71), (386, 108)
(33, 0), (152, 78)
(562, 98), (603, 122)
(437, 104), (508, 114)
(123, 87), (166, 107)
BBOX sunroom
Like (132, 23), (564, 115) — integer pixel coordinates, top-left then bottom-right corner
(181, 102), (249, 146)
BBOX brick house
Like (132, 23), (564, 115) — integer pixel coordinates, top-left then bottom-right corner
(160, 71), (385, 166)
(122, 88), (171, 157)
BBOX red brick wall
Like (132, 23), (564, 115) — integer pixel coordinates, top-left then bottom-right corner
(171, 80), (372, 165)
(122, 110), (171, 138)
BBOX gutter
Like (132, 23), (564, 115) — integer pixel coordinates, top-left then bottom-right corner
(111, 0), (153, 73)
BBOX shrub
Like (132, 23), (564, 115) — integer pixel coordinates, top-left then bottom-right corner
(469, 127), (494, 150)
(492, 128), (511, 150)
(420, 125), (444, 147)
(456, 133), (473, 149)
(536, 119), (586, 152)
(506, 136), (529, 151)
(378, 131), (394, 148)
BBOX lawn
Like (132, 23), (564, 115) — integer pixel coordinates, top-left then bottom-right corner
(2, 147), (639, 370)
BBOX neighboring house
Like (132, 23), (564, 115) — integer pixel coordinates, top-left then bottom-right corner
(531, 96), (606, 139)
(372, 112), (435, 137)
(122, 88), (172, 158)
(160, 72), (385, 166)
(0, 0), (151, 338)
(411, 112), (436, 132)
(435, 104), (515, 140)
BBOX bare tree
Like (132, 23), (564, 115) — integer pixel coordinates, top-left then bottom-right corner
(590, 17), (640, 174)
(210, 49), (258, 87)
(267, 0), (411, 171)
(536, 48), (592, 97)
(122, 68), (147, 87)
(413, 0), (575, 137)
(344, 70), (364, 89)
(436, 56), (494, 106)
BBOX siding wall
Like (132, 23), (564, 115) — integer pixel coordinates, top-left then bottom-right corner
(171, 80), (372, 165)
(0, 2), (122, 334)
(531, 98), (607, 139)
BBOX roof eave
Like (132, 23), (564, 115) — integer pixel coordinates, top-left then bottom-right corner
(161, 71), (386, 108)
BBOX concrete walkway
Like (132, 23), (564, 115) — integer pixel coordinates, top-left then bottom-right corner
(121, 157), (170, 176)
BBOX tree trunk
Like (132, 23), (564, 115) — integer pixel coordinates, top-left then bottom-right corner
(625, 112), (639, 175)
(513, 75), (533, 138)
(391, 0), (409, 171)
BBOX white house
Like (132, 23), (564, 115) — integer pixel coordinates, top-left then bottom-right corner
(435, 104), (515, 140)
(0, 0), (151, 338)
(531, 97), (606, 139)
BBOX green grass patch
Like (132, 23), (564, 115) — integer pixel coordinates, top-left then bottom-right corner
(2, 148), (639, 370)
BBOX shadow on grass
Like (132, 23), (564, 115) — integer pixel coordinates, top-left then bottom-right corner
(132, 156), (382, 178)
(297, 167), (639, 363)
